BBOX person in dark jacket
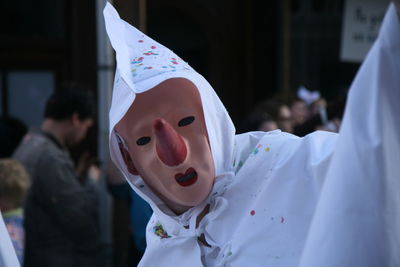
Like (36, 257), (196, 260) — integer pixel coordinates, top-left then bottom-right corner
(13, 88), (101, 267)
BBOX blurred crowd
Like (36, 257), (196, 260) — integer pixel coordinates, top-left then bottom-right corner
(0, 85), (347, 267)
(238, 86), (347, 137)
(0, 87), (152, 267)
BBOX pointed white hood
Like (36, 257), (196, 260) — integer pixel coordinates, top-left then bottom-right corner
(104, 2), (235, 218)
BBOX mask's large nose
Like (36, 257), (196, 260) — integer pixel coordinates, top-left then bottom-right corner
(154, 118), (187, 166)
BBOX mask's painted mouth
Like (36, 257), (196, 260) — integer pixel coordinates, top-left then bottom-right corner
(175, 167), (198, 187)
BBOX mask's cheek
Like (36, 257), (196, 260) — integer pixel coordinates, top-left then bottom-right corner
(118, 144), (139, 175)
(138, 158), (169, 188)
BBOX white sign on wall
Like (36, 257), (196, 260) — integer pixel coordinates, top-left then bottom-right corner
(340, 0), (389, 63)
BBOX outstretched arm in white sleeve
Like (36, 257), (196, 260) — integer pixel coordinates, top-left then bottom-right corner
(300, 3), (400, 267)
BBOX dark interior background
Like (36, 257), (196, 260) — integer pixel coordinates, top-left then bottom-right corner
(0, 0), (361, 154)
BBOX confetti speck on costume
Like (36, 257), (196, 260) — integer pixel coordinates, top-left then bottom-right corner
(153, 223), (170, 239)
(252, 144), (263, 155)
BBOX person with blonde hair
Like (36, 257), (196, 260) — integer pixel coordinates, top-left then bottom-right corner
(0, 159), (30, 264)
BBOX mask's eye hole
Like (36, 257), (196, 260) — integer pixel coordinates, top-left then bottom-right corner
(178, 116), (195, 127)
(136, 137), (151, 146)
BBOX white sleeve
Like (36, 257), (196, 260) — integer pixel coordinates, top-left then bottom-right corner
(300, 3), (400, 267)
(0, 212), (20, 267)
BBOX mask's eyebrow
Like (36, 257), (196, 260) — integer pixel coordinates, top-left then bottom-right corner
(115, 131), (129, 150)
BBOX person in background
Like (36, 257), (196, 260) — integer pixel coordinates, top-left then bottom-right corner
(289, 97), (309, 127)
(256, 100), (293, 133)
(238, 110), (278, 133)
(13, 88), (102, 267)
(293, 89), (347, 137)
(277, 104), (293, 133)
(0, 159), (30, 264)
(239, 99), (292, 133)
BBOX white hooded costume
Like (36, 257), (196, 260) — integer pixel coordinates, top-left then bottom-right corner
(104, 3), (400, 267)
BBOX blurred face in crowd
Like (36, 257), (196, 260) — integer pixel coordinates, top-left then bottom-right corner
(258, 120), (278, 132)
(66, 113), (93, 147)
(115, 78), (215, 214)
(291, 100), (309, 126)
(278, 105), (293, 133)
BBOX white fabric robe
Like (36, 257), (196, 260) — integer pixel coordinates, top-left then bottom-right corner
(300, 4), (400, 267)
(104, 3), (400, 266)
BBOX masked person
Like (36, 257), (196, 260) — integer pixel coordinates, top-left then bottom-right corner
(104, 3), (400, 267)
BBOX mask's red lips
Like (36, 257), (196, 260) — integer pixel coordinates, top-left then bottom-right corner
(175, 167), (197, 187)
